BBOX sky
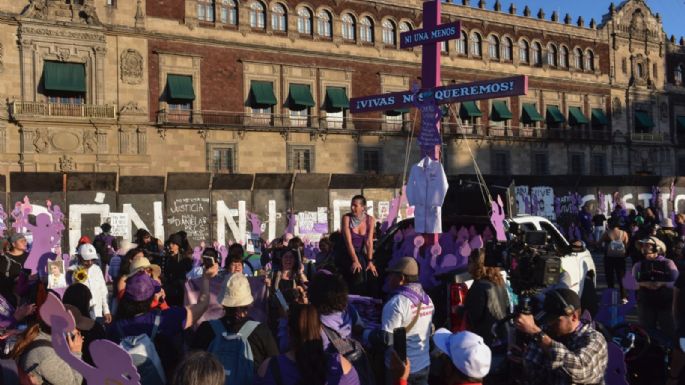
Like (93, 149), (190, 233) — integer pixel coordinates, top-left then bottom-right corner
(471, 0), (685, 39)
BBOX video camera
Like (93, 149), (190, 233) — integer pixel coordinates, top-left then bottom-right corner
(484, 223), (562, 296)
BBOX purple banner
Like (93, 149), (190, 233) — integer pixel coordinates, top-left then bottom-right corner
(350, 75), (528, 114)
(399, 21), (461, 49)
(418, 104), (441, 146)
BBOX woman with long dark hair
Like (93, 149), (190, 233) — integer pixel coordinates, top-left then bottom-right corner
(337, 195), (377, 295)
(11, 320), (83, 384)
(256, 304), (359, 385)
(463, 249), (510, 346)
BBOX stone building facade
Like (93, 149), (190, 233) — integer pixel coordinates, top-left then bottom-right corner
(0, 0), (684, 179)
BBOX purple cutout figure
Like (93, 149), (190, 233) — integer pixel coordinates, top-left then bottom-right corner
(490, 195), (507, 242)
(248, 212), (262, 236)
(24, 209), (63, 275)
(0, 204), (7, 238)
(39, 292), (141, 385)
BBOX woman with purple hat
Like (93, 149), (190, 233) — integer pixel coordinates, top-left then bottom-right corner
(108, 260), (218, 378)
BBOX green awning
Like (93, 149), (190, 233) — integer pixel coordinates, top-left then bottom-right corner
(591, 109), (609, 125)
(521, 103), (544, 123)
(167, 74), (196, 101)
(676, 116), (685, 131)
(459, 101), (482, 119)
(249, 81), (277, 107)
(43, 61), (86, 93)
(324, 87), (349, 110)
(490, 100), (513, 121)
(568, 106), (589, 125)
(287, 84), (315, 110)
(546, 105), (565, 124)
(385, 108), (410, 116)
(635, 111), (655, 130)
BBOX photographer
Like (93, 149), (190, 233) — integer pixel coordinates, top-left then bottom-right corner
(632, 236), (679, 338)
(514, 288), (608, 385)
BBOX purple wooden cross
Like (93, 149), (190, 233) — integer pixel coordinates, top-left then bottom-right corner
(350, 1), (528, 160)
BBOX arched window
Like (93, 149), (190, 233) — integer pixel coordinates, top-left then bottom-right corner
(502, 37), (512, 61)
(342, 14), (356, 41)
(676, 64), (684, 85)
(249, 1), (265, 29)
(271, 3), (287, 32)
(585, 50), (595, 71)
(382, 20), (396, 45)
(532, 42), (542, 66)
(219, 0), (238, 25)
(317, 10), (332, 38)
(297, 7), (313, 35)
(560, 46), (569, 68)
(360, 16), (374, 43)
(470, 32), (482, 57)
(457, 31), (467, 55)
(574, 48), (584, 70)
(197, 0), (215, 22)
(519, 40), (529, 64)
(488, 35), (499, 59)
(637, 63), (644, 78)
(547, 44), (558, 67)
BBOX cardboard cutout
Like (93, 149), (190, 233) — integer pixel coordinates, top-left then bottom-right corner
(39, 292), (141, 385)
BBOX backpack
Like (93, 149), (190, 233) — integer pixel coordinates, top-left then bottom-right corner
(606, 232), (626, 258)
(208, 319), (259, 385)
(322, 326), (376, 385)
(117, 311), (166, 385)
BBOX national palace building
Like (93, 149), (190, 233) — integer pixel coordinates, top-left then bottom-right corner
(1, 0), (685, 178)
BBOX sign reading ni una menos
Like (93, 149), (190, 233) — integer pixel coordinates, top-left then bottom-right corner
(399, 21), (462, 49)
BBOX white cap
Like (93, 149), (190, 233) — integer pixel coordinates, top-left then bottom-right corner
(117, 240), (138, 256)
(78, 243), (99, 261)
(218, 273), (254, 308)
(432, 329), (491, 379)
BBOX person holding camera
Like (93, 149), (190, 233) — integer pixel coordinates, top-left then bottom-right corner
(514, 288), (608, 385)
(632, 236), (679, 338)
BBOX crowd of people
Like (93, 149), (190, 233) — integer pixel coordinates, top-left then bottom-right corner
(0, 195), (682, 385)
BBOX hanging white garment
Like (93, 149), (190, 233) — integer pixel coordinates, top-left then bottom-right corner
(405, 156), (449, 233)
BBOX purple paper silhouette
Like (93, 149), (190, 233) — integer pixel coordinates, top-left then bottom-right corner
(0, 204), (7, 237)
(482, 227), (494, 242)
(468, 235), (483, 250)
(383, 194), (402, 232)
(285, 212), (296, 235)
(248, 212), (262, 236)
(11, 196), (33, 233)
(24, 211), (63, 275)
(490, 195), (507, 241)
(40, 292), (141, 385)
(651, 186), (659, 208)
(412, 236), (425, 260)
(456, 226), (469, 243)
(428, 244), (442, 269)
(458, 242), (472, 258)
(670, 180), (676, 202)
(192, 245), (203, 267)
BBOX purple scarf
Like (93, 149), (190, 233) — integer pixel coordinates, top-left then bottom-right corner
(393, 283), (431, 306)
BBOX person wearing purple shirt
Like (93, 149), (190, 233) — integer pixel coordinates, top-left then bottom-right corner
(108, 262), (217, 377)
(256, 304), (359, 385)
(309, 272), (361, 350)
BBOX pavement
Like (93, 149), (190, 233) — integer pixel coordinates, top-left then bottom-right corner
(590, 249), (639, 324)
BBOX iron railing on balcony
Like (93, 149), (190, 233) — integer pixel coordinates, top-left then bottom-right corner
(630, 132), (665, 143)
(157, 110), (613, 142)
(443, 123), (612, 141)
(10, 101), (116, 119)
(157, 110), (413, 132)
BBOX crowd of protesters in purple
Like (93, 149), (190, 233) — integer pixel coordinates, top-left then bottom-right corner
(0, 196), (681, 385)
